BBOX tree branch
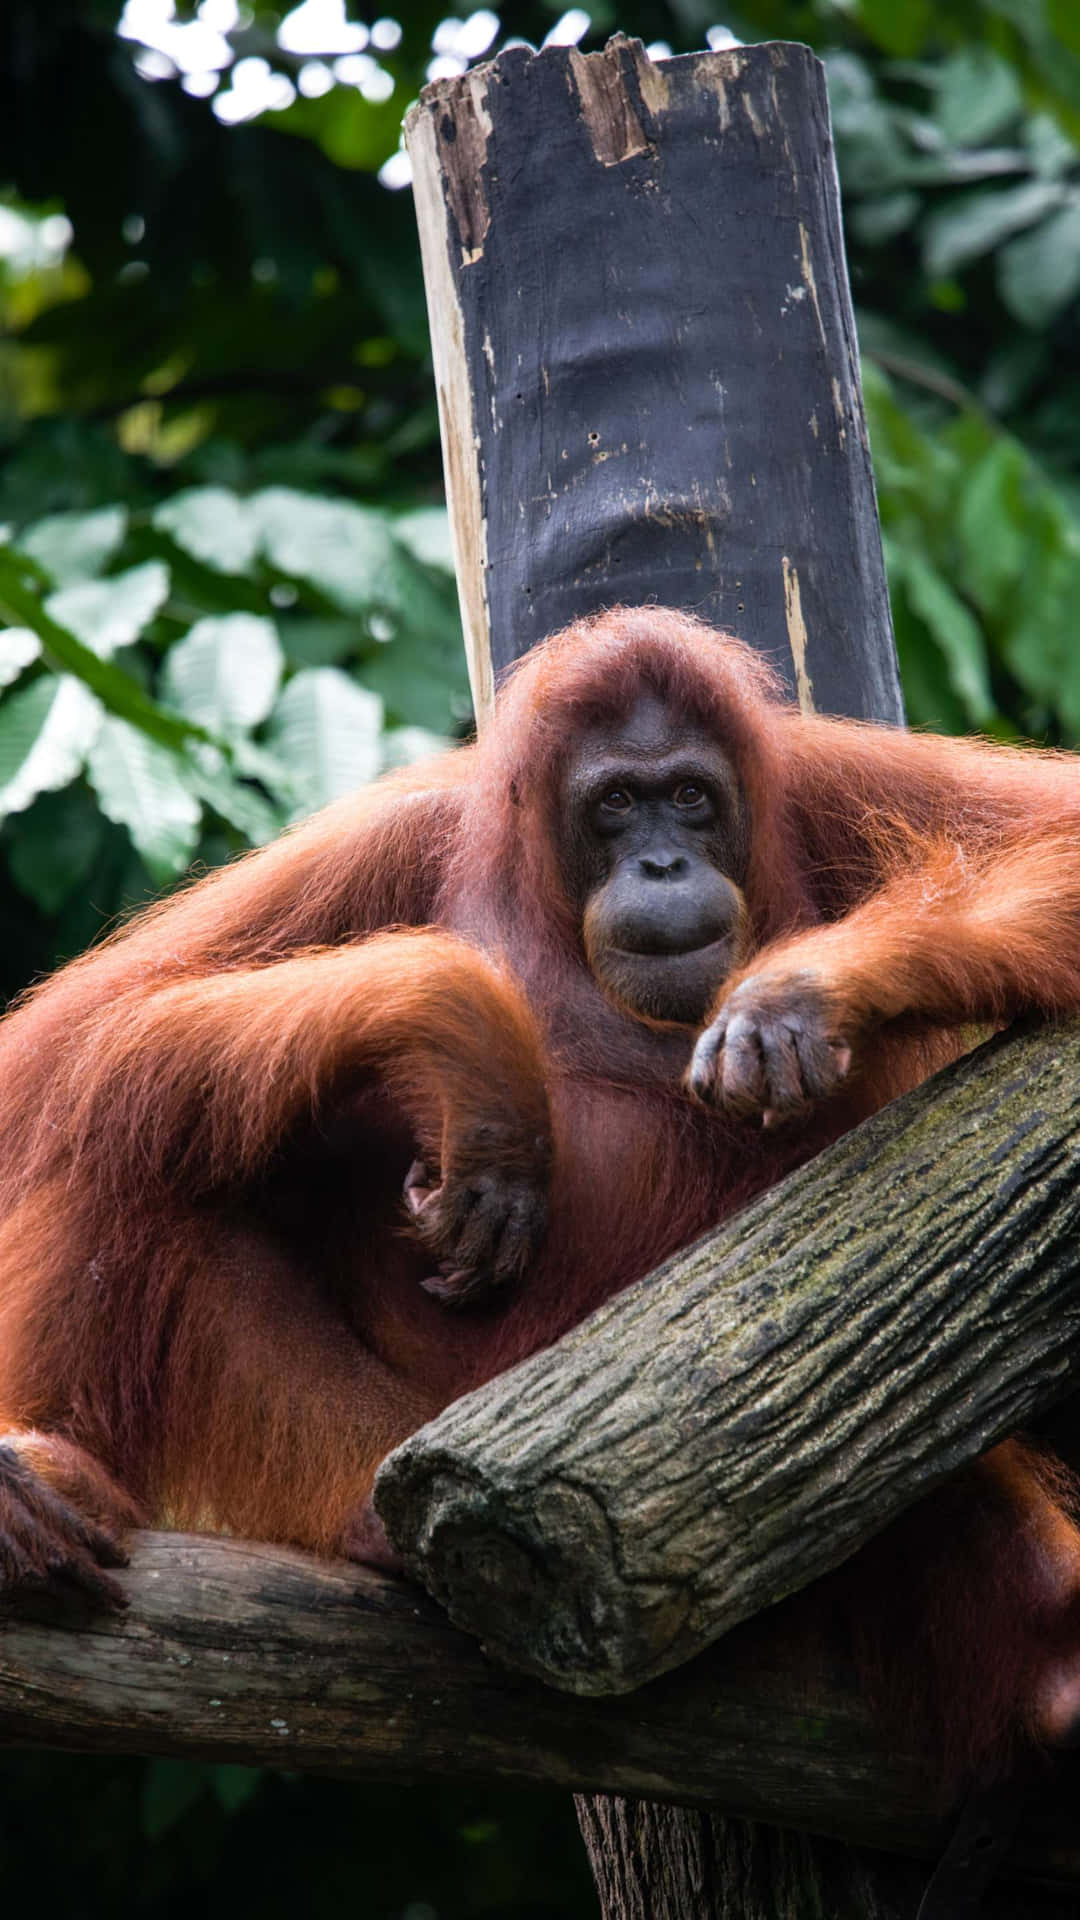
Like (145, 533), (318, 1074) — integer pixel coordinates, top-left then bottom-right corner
(2, 1524), (1079, 1888)
(376, 1022), (1080, 1694)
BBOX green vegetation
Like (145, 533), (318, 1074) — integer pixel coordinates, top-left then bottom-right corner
(3, 0), (1080, 1912)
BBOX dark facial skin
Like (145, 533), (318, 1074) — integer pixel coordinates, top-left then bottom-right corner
(565, 694), (749, 1025)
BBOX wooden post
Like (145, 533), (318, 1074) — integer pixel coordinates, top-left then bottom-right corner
(402, 34), (1034, 1919)
(404, 34), (902, 730)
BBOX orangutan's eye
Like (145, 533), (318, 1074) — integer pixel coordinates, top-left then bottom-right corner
(600, 788), (633, 813)
(674, 782), (705, 807)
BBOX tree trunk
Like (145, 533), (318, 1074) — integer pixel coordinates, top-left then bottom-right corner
(575, 1801), (1080, 1920)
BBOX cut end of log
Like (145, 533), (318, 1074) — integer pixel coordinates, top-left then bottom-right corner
(374, 1452), (691, 1694)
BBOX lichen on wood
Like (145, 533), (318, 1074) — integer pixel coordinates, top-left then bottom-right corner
(376, 1022), (1080, 1694)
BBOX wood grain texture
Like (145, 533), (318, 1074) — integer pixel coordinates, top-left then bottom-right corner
(2, 1526), (1080, 1893)
(574, 1800), (1080, 1919)
(376, 1021), (1080, 1695)
(405, 35), (902, 726)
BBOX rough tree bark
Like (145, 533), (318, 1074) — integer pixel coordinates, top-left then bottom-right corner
(3, 1528), (1080, 1903)
(573, 1800), (1080, 1920)
(376, 1021), (1080, 1692)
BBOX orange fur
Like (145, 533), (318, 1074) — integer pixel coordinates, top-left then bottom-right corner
(2, 605), (1080, 1781)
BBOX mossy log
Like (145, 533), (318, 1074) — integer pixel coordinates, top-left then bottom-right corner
(376, 1021), (1080, 1695)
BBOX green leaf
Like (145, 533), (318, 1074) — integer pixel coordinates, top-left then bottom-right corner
(897, 552), (996, 726)
(1025, 112), (1077, 181)
(1047, 0), (1080, 61)
(154, 488), (260, 576)
(86, 717), (202, 880)
(931, 50), (1022, 147)
(360, 634), (469, 733)
(853, 0), (932, 56)
(46, 561), (171, 658)
(179, 743), (283, 846)
(393, 506), (456, 573)
(249, 489), (415, 618)
(1000, 540), (1080, 729)
(0, 675), (103, 819)
(161, 614), (284, 735)
(279, 617), (360, 670)
(274, 84), (404, 173)
(20, 506), (128, 586)
(955, 441), (1028, 608)
(211, 1766), (262, 1815)
(381, 725), (453, 770)
(0, 551), (211, 753)
(142, 1761), (207, 1841)
(922, 180), (1066, 278)
(0, 628), (42, 689)
(849, 192), (920, 246)
(891, 590), (974, 735)
(7, 783), (107, 913)
(997, 202), (1080, 328)
(266, 667), (383, 813)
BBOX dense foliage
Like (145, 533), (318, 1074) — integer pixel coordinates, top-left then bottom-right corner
(3, 0), (1080, 1913)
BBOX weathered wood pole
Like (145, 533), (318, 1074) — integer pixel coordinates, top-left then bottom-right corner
(405, 33), (901, 729)
(401, 34), (1054, 1919)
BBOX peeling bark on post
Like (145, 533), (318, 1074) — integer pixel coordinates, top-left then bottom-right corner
(405, 35), (901, 729)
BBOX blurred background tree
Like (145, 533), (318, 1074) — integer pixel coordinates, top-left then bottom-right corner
(3, 0), (1080, 1912)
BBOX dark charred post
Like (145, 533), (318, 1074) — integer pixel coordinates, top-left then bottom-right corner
(404, 35), (901, 729)
(402, 34), (1047, 1920)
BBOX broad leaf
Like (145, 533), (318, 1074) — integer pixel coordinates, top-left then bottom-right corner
(358, 613), (470, 731)
(179, 743), (283, 846)
(890, 584), (973, 735)
(0, 556), (207, 753)
(154, 488), (260, 576)
(853, 0), (931, 57)
(0, 674), (103, 819)
(931, 50), (1023, 147)
(249, 489), (416, 618)
(21, 506), (128, 586)
(955, 441), (1028, 607)
(922, 180), (1066, 277)
(7, 784), (107, 913)
(266, 668), (383, 813)
(86, 717), (202, 880)
(47, 561), (170, 658)
(162, 614), (283, 735)
(393, 506), (456, 573)
(898, 552), (996, 726)
(997, 203), (1080, 328)
(381, 725), (453, 770)
(0, 628), (42, 689)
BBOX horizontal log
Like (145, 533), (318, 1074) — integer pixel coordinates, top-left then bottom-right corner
(375, 1022), (1080, 1694)
(2, 1526), (1080, 1891)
